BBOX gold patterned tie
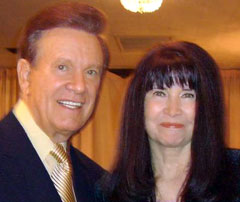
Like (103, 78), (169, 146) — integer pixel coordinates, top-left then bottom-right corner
(50, 144), (75, 202)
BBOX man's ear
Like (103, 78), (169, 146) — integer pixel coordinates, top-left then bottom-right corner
(17, 58), (31, 95)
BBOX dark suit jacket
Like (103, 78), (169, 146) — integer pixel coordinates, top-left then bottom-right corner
(0, 112), (105, 202)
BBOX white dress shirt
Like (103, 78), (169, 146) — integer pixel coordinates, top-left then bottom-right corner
(13, 99), (67, 176)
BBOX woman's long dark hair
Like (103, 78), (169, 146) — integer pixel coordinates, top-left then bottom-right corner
(103, 41), (228, 201)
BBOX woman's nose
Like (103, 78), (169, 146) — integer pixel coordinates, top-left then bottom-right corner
(163, 97), (182, 117)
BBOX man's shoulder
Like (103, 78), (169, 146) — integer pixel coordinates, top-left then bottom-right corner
(70, 146), (105, 171)
(70, 145), (106, 182)
(0, 111), (20, 131)
(0, 111), (24, 145)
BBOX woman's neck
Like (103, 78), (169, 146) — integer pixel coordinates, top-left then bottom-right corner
(150, 140), (191, 201)
(151, 145), (191, 178)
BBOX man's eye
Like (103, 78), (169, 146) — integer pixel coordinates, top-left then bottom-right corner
(58, 65), (67, 71)
(153, 91), (166, 97)
(87, 69), (98, 76)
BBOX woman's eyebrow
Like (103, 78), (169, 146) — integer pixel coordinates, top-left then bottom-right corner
(182, 88), (194, 91)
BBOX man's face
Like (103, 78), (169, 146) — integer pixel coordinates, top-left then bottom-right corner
(18, 27), (104, 143)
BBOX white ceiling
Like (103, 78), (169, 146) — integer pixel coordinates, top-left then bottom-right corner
(0, 0), (240, 69)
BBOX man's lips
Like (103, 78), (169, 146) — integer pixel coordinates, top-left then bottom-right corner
(160, 122), (184, 128)
(57, 100), (84, 109)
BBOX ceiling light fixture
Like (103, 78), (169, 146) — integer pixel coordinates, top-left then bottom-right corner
(120, 0), (163, 13)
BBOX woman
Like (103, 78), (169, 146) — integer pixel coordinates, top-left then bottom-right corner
(97, 41), (240, 202)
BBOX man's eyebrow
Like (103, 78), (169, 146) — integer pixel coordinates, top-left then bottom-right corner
(89, 64), (103, 69)
(53, 58), (72, 64)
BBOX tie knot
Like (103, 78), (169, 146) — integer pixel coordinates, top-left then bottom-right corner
(50, 144), (68, 164)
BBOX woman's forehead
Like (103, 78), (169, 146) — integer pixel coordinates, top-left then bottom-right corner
(152, 74), (191, 87)
(152, 81), (191, 89)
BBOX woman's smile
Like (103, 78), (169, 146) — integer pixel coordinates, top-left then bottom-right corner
(160, 122), (184, 129)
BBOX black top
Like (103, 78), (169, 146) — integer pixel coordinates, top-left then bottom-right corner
(95, 149), (240, 202)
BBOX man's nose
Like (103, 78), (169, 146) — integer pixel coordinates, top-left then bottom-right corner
(163, 97), (182, 117)
(66, 73), (86, 94)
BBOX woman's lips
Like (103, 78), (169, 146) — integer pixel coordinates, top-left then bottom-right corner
(160, 122), (184, 128)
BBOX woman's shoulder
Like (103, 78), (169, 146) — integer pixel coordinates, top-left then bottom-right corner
(217, 148), (240, 200)
(224, 148), (240, 179)
(225, 148), (240, 165)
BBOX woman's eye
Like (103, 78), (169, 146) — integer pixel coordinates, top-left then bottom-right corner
(153, 91), (166, 97)
(181, 93), (195, 98)
(58, 64), (67, 71)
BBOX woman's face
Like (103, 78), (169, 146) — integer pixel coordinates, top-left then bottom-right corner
(144, 83), (196, 149)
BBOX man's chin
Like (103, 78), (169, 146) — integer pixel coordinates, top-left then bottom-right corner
(50, 126), (82, 142)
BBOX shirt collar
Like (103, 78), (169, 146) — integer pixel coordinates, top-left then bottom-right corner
(13, 99), (67, 161)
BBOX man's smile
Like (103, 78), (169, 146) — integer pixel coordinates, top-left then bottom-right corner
(57, 100), (84, 109)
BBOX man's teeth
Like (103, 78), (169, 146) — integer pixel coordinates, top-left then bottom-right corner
(58, 101), (83, 109)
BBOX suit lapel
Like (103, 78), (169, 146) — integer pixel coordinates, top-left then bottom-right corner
(0, 112), (61, 202)
(70, 147), (97, 202)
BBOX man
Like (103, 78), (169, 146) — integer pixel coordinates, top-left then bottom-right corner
(0, 2), (109, 202)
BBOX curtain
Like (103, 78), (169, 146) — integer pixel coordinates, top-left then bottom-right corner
(71, 71), (129, 170)
(0, 67), (19, 118)
(221, 70), (240, 149)
(0, 67), (239, 170)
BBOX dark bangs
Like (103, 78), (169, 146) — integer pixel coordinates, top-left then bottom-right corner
(137, 48), (199, 92)
(145, 63), (198, 92)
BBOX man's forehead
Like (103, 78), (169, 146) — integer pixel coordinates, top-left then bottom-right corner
(37, 27), (98, 44)
(34, 27), (104, 66)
